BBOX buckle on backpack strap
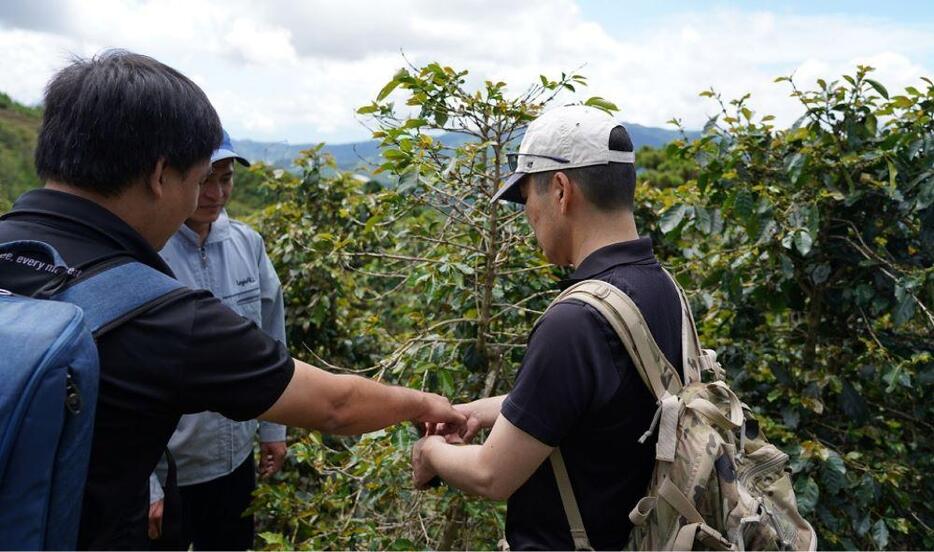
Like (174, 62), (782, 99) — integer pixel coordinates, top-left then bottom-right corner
(696, 523), (736, 551)
(673, 523), (735, 551)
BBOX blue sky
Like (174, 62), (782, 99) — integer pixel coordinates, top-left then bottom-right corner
(0, 0), (931, 144)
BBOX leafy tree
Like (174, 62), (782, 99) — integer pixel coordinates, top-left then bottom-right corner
(237, 65), (933, 550)
(656, 67), (933, 549)
(249, 64), (618, 549)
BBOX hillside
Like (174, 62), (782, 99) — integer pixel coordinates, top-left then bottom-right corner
(0, 91), (698, 211)
(0, 93), (42, 208)
(234, 122), (699, 171)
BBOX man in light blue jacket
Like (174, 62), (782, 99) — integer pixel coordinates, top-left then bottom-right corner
(149, 130), (287, 549)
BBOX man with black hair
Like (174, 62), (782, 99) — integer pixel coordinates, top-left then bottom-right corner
(0, 50), (464, 549)
(412, 105), (684, 550)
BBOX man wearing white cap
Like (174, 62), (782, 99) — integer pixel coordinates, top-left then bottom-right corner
(411, 106), (684, 550)
(148, 130), (288, 550)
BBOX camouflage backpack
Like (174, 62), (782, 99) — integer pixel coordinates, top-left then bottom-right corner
(543, 271), (818, 551)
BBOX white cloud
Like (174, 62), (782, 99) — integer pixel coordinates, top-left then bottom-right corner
(0, 2), (931, 143)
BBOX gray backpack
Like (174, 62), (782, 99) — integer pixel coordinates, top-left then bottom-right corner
(542, 272), (818, 551)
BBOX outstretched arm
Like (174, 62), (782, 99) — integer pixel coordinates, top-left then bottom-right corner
(259, 358), (466, 435)
(413, 414), (552, 500)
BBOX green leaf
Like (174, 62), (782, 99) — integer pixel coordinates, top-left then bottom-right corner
(376, 79), (400, 102)
(356, 104), (378, 114)
(388, 539), (417, 551)
(820, 450), (847, 494)
(794, 230), (813, 256)
(694, 206), (712, 234)
(872, 519), (889, 550)
(893, 294), (916, 326)
(865, 78), (889, 99)
(583, 96), (619, 113)
(438, 370), (455, 397)
(780, 254), (795, 279)
(840, 381), (869, 425)
(382, 149), (407, 160)
(454, 262), (475, 275)
(659, 204), (687, 233)
(785, 152), (806, 184)
(795, 476), (819, 515)
(258, 532), (288, 546)
(733, 190), (755, 220)
(864, 113), (878, 136)
(810, 263), (831, 285)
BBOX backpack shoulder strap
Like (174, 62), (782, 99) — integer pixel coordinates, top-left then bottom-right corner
(549, 449), (594, 551)
(545, 279), (682, 400)
(542, 279), (686, 550)
(660, 268), (723, 382)
(53, 260), (187, 337)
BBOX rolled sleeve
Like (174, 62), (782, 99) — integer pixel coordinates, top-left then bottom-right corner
(148, 472), (163, 504)
(258, 421), (287, 442)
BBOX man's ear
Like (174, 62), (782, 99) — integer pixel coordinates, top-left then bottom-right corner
(146, 157), (168, 200)
(554, 172), (572, 214)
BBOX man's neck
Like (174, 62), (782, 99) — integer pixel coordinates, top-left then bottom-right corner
(44, 181), (161, 247)
(570, 210), (639, 267)
(185, 220), (212, 246)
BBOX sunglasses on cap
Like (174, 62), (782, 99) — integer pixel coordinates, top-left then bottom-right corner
(506, 152), (570, 172)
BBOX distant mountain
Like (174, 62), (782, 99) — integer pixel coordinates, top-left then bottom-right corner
(233, 122), (698, 172)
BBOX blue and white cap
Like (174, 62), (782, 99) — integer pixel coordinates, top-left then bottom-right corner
(211, 129), (249, 167)
(493, 105), (635, 204)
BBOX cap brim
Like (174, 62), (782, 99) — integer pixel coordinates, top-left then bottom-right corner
(491, 171), (527, 204)
(211, 149), (250, 167)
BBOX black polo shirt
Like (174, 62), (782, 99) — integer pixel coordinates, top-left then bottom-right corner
(501, 237), (683, 550)
(0, 190), (295, 550)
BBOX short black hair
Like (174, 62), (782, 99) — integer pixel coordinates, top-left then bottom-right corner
(534, 125), (635, 212)
(35, 50), (222, 197)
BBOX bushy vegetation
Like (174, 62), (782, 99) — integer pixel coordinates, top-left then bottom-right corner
(0, 61), (929, 549)
(0, 92), (42, 211)
(244, 64), (932, 550)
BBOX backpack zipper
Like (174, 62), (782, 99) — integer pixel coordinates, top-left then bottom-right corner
(65, 372), (82, 415)
(739, 449), (788, 488)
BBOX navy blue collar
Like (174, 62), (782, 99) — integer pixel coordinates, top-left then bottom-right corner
(559, 237), (657, 289)
(5, 188), (174, 276)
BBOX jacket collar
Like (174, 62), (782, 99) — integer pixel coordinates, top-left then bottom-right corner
(176, 210), (232, 247)
(6, 188), (174, 276)
(559, 236), (657, 289)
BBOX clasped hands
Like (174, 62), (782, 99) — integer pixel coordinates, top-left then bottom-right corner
(411, 397), (499, 490)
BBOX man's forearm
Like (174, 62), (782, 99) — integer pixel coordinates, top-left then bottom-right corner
(330, 374), (429, 434)
(260, 360), (462, 435)
(423, 439), (504, 499)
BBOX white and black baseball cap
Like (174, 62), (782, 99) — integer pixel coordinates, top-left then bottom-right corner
(493, 105), (635, 203)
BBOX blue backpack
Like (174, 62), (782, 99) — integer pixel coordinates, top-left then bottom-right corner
(0, 240), (184, 550)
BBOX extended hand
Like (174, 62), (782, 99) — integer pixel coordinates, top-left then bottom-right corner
(415, 392), (467, 428)
(259, 441), (287, 478)
(412, 435), (444, 490)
